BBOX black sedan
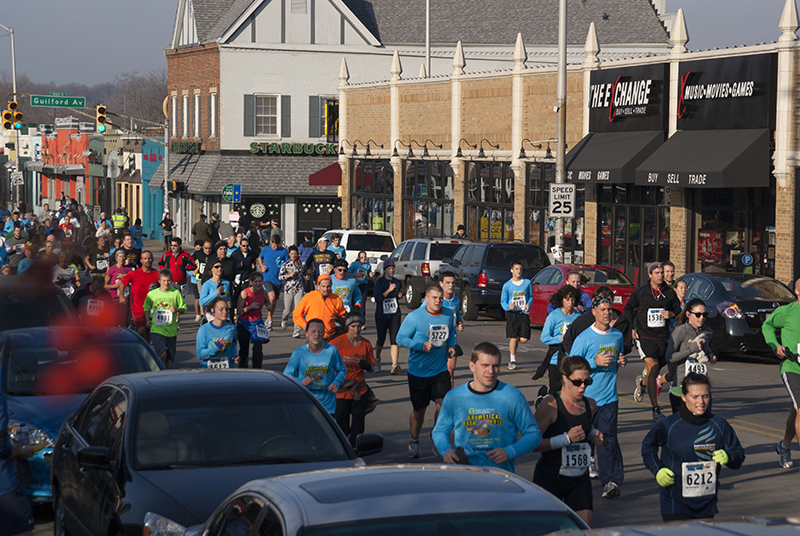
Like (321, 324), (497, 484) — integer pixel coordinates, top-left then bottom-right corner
(51, 370), (383, 536)
(679, 272), (795, 357)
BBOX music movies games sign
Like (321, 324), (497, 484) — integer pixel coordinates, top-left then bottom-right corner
(589, 63), (668, 132)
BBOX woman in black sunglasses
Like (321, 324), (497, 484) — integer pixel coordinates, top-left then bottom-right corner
(660, 298), (716, 413)
(532, 355), (604, 527)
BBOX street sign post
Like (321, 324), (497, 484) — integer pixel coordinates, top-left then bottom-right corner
(9, 171), (23, 186)
(223, 183), (242, 203)
(30, 95), (86, 108)
(233, 184), (241, 203)
(549, 183), (576, 219)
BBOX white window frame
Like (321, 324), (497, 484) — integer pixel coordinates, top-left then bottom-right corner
(194, 93), (201, 138)
(182, 95), (189, 138)
(210, 93), (218, 138)
(171, 96), (177, 137)
(254, 94), (280, 137)
(318, 95), (338, 141)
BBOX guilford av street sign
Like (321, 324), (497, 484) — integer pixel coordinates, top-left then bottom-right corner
(30, 94), (86, 108)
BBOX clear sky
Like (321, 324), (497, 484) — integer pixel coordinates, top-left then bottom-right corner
(0, 0), (794, 86)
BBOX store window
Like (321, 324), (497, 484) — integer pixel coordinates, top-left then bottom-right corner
(350, 159), (394, 232)
(526, 163), (585, 263)
(402, 161), (455, 239)
(465, 162), (514, 241)
(597, 185), (669, 284)
(298, 197), (341, 244)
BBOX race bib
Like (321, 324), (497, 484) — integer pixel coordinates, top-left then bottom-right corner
(560, 322), (572, 335)
(235, 274), (242, 285)
(560, 442), (591, 477)
(65, 229), (72, 237)
(647, 308), (665, 328)
(356, 269), (367, 282)
(685, 360), (708, 377)
(14, 244), (23, 253)
(154, 309), (172, 326)
(63, 286), (74, 297)
(344, 305), (351, 313)
(96, 259), (108, 270)
(512, 293), (526, 309)
(86, 299), (103, 316)
(319, 263), (331, 275)
(198, 262), (206, 274)
(207, 359), (229, 369)
(429, 324), (449, 347)
(255, 323), (269, 340)
(681, 461), (716, 498)
(383, 297), (398, 315)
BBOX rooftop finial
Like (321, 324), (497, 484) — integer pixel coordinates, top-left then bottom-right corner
(513, 33), (527, 71)
(780, 0), (798, 42)
(671, 8), (689, 55)
(338, 58), (350, 87)
(584, 22), (599, 66)
(390, 50), (402, 81)
(419, 62), (427, 78)
(453, 41), (465, 76)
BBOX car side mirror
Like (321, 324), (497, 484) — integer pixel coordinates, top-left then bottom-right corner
(380, 254), (388, 261)
(77, 446), (111, 470)
(442, 257), (451, 265)
(354, 433), (384, 457)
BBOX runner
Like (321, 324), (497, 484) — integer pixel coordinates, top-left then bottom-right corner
(159, 212), (175, 251)
(71, 275), (118, 325)
(433, 341), (541, 472)
(762, 277), (800, 469)
(331, 312), (376, 446)
(374, 259), (402, 374)
(144, 269), (187, 368)
(347, 250), (372, 314)
(230, 236), (258, 297)
(187, 240), (204, 321)
(331, 259), (361, 313)
(571, 295), (627, 499)
(257, 234), (288, 329)
(105, 250), (132, 327)
(118, 251), (159, 340)
(534, 285), (582, 395)
(397, 284), (457, 458)
(563, 286), (633, 357)
(500, 261), (532, 371)
(642, 373), (745, 521)
(292, 274), (346, 340)
(533, 355), (604, 527)
(439, 271), (464, 386)
(196, 296), (238, 369)
(663, 261), (676, 288)
(200, 260), (233, 318)
(85, 235), (111, 277)
(236, 272), (270, 369)
(52, 251), (80, 297)
(546, 269), (592, 313)
(128, 218), (145, 250)
(625, 261), (682, 421)
(192, 240), (213, 321)
(16, 246), (37, 276)
(278, 245), (306, 337)
(284, 318), (346, 414)
(158, 237), (197, 294)
(118, 233), (142, 269)
(327, 232), (346, 259)
(304, 236), (335, 280)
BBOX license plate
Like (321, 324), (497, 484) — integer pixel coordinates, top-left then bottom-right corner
(613, 296), (622, 304)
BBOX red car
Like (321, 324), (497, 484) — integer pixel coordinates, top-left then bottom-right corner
(529, 264), (636, 326)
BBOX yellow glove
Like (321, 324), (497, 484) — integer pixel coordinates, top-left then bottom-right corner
(656, 467), (675, 487)
(712, 449), (728, 466)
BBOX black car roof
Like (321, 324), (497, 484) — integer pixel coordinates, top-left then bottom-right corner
(104, 369), (298, 398)
(686, 272), (777, 282)
(1, 326), (145, 348)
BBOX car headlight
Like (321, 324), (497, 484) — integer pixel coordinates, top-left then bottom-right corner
(144, 513), (187, 536)
(718, 302), (742, 319)
(8, 420), (54, 452)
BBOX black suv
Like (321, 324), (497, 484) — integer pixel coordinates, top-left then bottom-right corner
(436, 242), (549, 320)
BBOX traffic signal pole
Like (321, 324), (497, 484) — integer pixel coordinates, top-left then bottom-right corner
(0, 23), (20, 207)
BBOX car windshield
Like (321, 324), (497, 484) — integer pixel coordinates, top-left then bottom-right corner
(304, 512), (583, 536)
(134, 392), (351, 469)
(0, 291), (75, 331)
(430, 243), (462, 261)
(718, 277), (795, 300)
(580, 268), (633, 286)
(4, 342), (161, 396)
(346, 234), (395, 252)
(486, 246), (547, 270)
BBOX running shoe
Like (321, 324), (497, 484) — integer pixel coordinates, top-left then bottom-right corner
(776, 441), (793, 469)
(391, 363), (402, 375)
(281, 320), (287, 329)
(292, 331), (303, 338)
(601, 482), (620, 499)
(655, 375), (663, 397)
(265, 319), (273, 330)
(633, 374), (645, 403)
(507, 361), (517, 370)
(652, 406), (665, 422)
(408, 440), (421, 458)
(589, 456), (599, 479)
(194, 314), (201, 322)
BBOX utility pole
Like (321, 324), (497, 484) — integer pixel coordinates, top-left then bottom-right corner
(554, 0), (567, 257)
(0, 23), (19, 207)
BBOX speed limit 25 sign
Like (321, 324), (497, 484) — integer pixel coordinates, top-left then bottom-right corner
(549, 184), (576, 219)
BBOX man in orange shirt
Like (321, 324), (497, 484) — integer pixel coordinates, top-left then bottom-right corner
(331, 312), (375, 446)
(293, 274), (346, 339)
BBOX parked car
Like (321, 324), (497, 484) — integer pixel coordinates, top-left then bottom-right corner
(379, 237), (467, 309)
(436, 242), (550, 320)
(559, 519), (800, 536)
(678, 272), (795, 356)
(0, 277), (76, 331)
(319, 229), (396, 266)
(3, 327), (163, 502)
(172, 464), (589, 536)
(529, 264), (636, 326)
(51, 370), (383, 536)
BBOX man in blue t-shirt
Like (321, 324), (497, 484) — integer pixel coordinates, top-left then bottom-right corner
(439, 271), (463, 386)
(397, 284), (457, 458)
(500, 261), (533, 370)
(571, 295), (627, 500)
(258, 234), (288, 330)
(433, 341), (541, 472)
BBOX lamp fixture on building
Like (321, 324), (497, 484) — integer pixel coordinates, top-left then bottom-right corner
(392, 139), (414, 158)
(365, 139), (384, 157)
(478, 138), (499, 159)
(422, 139), (443, 157)
(455, 138), (477, 158)
(519, 138), (560, 160)
(339, 139), (353, 155)
(519, 138), (542, 159)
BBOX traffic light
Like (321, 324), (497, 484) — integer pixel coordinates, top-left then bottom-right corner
(1, 110), (12, 130)
(7, 101), (21, 130)
(96, 104), (107, 133)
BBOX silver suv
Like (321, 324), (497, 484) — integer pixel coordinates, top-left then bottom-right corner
(383, 237), (468, 309)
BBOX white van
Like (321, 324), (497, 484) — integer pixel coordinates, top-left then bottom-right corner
(320, 229), (396, 267)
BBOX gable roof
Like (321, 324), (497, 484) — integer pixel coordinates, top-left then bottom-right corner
(341, 0), (669, 46)
(190, 0), (252, 44)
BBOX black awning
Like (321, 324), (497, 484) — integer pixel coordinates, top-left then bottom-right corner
(566, 130), (664, 184)
(635, 129), (770, 188)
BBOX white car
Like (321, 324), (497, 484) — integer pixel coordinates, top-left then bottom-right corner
(320, 229), (396, 267)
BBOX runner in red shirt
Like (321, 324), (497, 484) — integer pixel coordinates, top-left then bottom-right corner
(158, 237), (197, 288)
(119, 250), (159, 340)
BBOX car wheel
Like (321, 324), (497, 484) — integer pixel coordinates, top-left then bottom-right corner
(461, 285), (479, 321)
(54, 492), (71, 536)
(405, 279), (422, 310)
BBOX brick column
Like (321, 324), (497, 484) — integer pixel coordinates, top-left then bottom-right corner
(452, 158), (466, 229)
(583, 184), (597, 263)
(338, 59), (350, 227)
(775, 171), (796, 284)
(668, 187), (688, 276)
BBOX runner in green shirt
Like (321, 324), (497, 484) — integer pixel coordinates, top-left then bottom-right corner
(144, 269), (187, 368)
(762, 277), (800, 470)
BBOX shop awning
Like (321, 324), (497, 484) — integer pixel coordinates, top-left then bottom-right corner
(56, 164), (85, 176)
(25, 161), (42, 172)
(566, 130), (664, 183)
(309, 162), (342, 186)
(635, 129), (770, 188)
(116, 169), (141, 183)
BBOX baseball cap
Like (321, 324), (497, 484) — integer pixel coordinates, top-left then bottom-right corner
(383, 259), (395, 268)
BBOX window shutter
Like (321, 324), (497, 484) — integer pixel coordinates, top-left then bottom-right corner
(207, 95), (212, 137)
(309, 96), (320, 138)
(243, 94), (254, 137)
(281, 95), (291, 138)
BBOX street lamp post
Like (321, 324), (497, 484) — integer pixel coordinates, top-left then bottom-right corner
(554, 0), (567, 257)
(0, 22), (20, 208)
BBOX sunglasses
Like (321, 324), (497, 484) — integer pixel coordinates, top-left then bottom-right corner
(212, 265), (222, 269)
(568, 377), (593, 387)
(689, 311), (709, 318)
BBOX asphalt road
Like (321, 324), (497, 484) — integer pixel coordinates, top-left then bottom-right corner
(33, 284), (800, 533)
